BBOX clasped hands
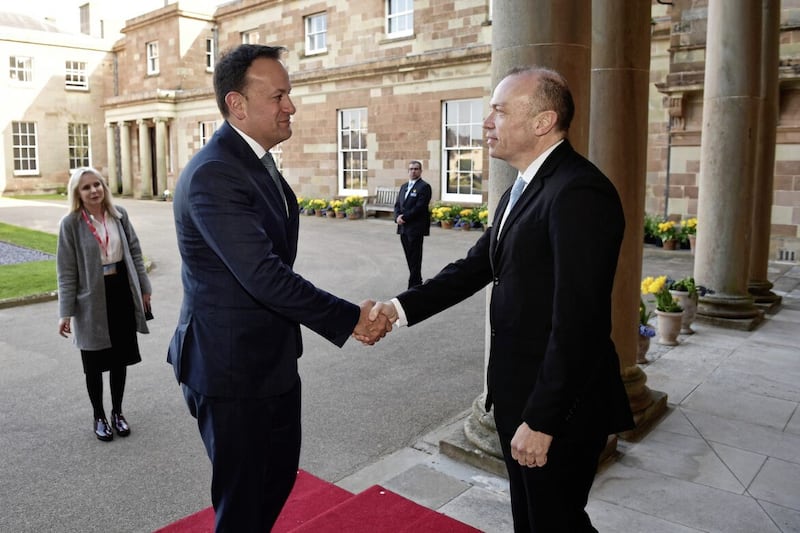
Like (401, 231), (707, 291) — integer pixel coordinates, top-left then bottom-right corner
(352, 300), (399, 345)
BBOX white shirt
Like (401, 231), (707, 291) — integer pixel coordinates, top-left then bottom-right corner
(497, 139), (564, 235)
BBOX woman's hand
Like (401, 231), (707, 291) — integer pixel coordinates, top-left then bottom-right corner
(143, 293), (151, 311)
(58, 317), (71, 338)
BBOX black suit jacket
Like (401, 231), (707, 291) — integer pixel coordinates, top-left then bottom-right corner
(397, 141), (634, 439)
(394, 179), (432, 237)
(168, 121), (360, 398)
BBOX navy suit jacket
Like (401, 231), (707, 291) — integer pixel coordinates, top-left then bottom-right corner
(168, 121), (360, 398)
(397, 140), (634, 439)
(394, 179), (432, 237)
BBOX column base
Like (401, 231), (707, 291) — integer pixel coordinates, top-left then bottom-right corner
(695, 293), (764, 331)
(748, 279), (783, 313)
(439, 397), (622, 479)
(440, 394), (505, 477)
(618, 364), (668, 442)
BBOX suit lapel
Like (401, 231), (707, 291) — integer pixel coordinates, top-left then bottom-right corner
(490, 140), (574, 259)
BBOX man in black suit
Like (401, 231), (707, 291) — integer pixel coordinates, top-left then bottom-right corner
(394, 161), (432, 288)
(168, 44), (389, 532)
(368, 67), (634, 531)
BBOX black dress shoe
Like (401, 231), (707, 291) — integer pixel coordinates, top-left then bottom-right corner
(94, 418), (113, 441)
(111, 412), (130, 437)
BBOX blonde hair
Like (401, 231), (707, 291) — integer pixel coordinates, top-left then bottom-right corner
(67, 167), (121, 218)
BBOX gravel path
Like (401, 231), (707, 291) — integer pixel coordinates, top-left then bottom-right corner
(0, 241), (54, 265)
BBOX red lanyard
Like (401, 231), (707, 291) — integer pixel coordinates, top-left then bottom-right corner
(81, 210), (110, 258)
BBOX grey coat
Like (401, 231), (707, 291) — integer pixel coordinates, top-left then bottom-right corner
(57, 205), (151, 350)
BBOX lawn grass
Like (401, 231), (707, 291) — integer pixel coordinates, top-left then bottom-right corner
(0, 222), (58, 301)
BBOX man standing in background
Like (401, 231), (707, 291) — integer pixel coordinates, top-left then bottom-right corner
(394, 160), (432, 288)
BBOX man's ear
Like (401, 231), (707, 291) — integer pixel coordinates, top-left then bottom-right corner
(225, 91), (246, 120)
(534, 110), (558, 135)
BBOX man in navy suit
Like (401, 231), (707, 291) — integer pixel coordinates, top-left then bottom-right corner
(368, 67), (634, 531)
(168, 44), (389, 532)
(394, 160), (432, 288)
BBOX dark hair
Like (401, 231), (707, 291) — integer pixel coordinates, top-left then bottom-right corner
(213, 44), (287, 117)
(506, 66), (575, 132)
(409, 160), (422, 169)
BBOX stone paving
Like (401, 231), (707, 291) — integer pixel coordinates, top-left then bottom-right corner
(1, 196), (799, 532)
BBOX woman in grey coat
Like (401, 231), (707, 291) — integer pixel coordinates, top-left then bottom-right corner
(57, 167), (152, 441)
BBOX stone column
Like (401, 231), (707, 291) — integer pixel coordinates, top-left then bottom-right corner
(748, 0), (782, 309)
(105, 123), (118, 194)
(447, 0), (592, 470)
(590, 0), (666, 440)
(154, 117), (168, 196)
(137, 119), (153, 199)
(119, 121), (133, 197)
(694, 0), (763, 329)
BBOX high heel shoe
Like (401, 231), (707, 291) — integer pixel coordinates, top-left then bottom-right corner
(111, 411), (131, 437)
(94, 418), (113, 441)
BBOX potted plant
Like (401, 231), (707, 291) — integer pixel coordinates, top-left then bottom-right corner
(644, 213), (661, 245)
(456, 208), (480, 231)
(681, 217), (697, 254)
(344, 195), (364, 219)
(478, 205), (489, 230)
(297, 196), (311, 215)
(431, 205), (456, 229)
(656, 220), (680, 250)
(308, 198), (328, 216)
(637, 298), (656, 364)
(642, 275), (682, 345)
(330, 199), (346, 218)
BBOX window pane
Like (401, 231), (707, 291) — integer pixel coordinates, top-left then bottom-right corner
(442, 99), (484, 198)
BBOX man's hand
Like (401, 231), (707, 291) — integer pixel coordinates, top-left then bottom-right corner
(396, 215), (405, 225)
(352, 300), (392, 345)
(510, 422), (553, 468)
(369, 300), (399, 324)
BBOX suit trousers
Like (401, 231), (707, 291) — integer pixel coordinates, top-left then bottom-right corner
(400, 232), (424, 288)
(495, 409), (607, 533)
(182, 379), (302, 533)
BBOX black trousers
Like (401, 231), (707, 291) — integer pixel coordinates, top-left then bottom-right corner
(400, 232), (424, 288)
(182, 379), (302, 533)
(495, 409), (607, 532)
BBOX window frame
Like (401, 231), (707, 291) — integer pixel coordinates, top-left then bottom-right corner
(441, 98), (484, 204)
(12, 121), (39, 176)
(146, 41), (159, 75)
(241, 30), (259, 45)
(205, 38), (215, 71)
(65, 60), (88, 90)
(386, 0), (414, 38)
(79, 3), (90, 34)
(337, 108), (369, 196)
(68, 123), (91, 170)
(199, 120), (218, 146)
(9, 56), (33, 83)
(304, 12), (327, 55)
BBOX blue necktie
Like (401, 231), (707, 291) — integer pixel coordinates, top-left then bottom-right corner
(507, 176), (526, 212)
(261, 153), (288, 216)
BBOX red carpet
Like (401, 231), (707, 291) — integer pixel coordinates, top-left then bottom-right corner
(153, 470), (480, 533)
(292, 485), (482, 533)
(153, 470), (352, 533)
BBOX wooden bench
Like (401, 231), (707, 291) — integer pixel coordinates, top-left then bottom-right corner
(365, 186), (400, 218)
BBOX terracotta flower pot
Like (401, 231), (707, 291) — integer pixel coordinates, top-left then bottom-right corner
(662, 238), (678, 250)
(440, 220), (454, 229)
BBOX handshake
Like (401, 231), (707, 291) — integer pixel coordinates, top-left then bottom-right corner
(352, 300), (399, 345)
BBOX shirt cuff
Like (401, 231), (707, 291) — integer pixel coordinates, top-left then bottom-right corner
(390, 297), (409, 327)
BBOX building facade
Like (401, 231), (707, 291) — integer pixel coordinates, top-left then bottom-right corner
(2, 0), (799, 259)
